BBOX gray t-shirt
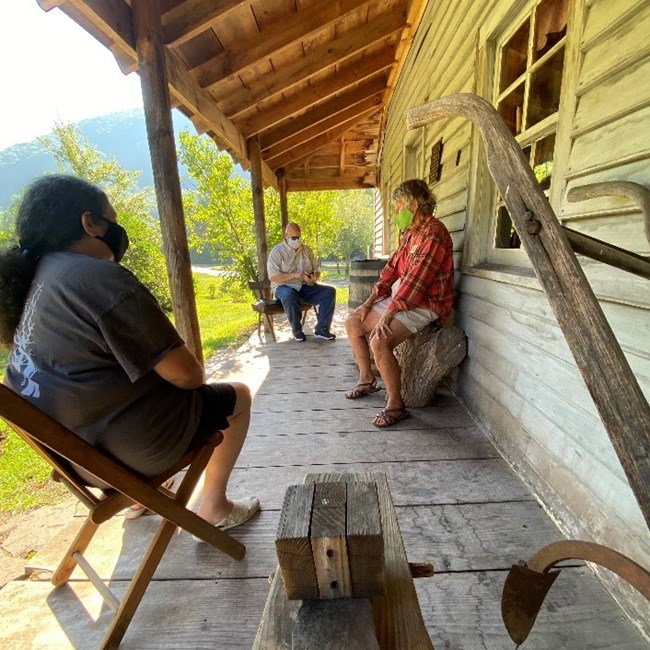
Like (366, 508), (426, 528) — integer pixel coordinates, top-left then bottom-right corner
(5, 251), (201, 477)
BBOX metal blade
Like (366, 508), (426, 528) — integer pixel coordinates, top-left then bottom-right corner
(501, 563), (560, 645)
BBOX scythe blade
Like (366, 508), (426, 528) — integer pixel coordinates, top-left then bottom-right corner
(501, 563), (560, 646)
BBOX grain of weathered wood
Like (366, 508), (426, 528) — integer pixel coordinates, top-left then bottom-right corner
(275, 484), (318, 600)
(229, 458), (534, 511)
(243, 426), (499, 467)
(292, 598), (379, 649)
(347, 481), (385, 597)
(395, 325), (467, 407)
(133, 0), (202, 361)
(310, 482), (351, 599)
(407, 93), (650, 530)
(415, 568), (649, 650)
(305, 472), (433, 649)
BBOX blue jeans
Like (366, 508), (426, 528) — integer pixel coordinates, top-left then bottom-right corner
(275, 283), (336, 336)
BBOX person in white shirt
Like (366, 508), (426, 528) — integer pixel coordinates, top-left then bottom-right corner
(267, 222), (336, 342)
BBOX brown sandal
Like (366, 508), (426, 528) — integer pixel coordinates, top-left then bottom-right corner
(345, 379), (381, 399)
(373, 407), (411, 428)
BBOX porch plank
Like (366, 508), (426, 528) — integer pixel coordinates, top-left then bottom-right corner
(2, 325), (647, 648)
(416, 569), (648, 649)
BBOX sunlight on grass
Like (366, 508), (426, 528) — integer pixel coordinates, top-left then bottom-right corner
(0, 424), (68, 515)
(192, 274), (257, 360)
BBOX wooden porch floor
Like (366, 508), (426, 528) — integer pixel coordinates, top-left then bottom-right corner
(0, 316), (647, 648)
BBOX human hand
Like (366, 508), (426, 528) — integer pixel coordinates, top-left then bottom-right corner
(301, 271), (315, 284)
(357, 303), (372, 322)
(372, 312), (394, 339)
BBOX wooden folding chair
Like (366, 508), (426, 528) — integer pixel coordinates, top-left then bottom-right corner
(249, 280), (317, 342)
(0, 384), (245, 649)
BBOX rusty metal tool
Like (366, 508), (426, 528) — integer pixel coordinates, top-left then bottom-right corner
(501, 540), (650, 645)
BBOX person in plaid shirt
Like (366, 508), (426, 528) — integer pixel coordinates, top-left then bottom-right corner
(344, 179), (454, 427)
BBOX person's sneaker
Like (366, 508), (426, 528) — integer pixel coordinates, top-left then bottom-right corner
(314, 331), (336, 341)
(294, 332), (307, 342)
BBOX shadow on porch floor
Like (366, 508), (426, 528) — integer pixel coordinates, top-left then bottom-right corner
(0, 309), (646, 648)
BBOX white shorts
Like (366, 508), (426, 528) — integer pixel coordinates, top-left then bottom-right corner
(371, 297), (438, 333)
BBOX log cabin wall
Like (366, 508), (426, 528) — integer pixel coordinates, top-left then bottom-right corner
(379, 0), (650, 635)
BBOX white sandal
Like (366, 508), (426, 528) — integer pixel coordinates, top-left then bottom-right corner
(193, 496), (261, 540)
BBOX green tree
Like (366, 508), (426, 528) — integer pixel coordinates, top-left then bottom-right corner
(178, 130), (284, 285)
(331, 189), (374, 274)
(0, 205), (17, 248)
(179, 129), (373, 278)
(39, 122), (172, 310)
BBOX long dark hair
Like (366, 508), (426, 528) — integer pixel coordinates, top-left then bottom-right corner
(0, 175), (109, 345)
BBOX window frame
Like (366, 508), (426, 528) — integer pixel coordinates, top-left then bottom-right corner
(477, 0), (572, 267)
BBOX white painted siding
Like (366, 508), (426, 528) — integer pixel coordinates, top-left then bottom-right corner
(379, 0), (650, 636)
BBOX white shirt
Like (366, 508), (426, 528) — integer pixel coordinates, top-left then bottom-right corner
(267, 241), (319, 291)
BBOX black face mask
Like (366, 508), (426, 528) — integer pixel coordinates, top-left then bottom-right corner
(97, 216), (129, 262)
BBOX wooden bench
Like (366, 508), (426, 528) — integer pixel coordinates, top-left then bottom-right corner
(249, 280), (317, 343)
(253, 471), (434, 649)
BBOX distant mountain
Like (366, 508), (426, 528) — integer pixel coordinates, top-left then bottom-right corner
(0, 109), (242, 209)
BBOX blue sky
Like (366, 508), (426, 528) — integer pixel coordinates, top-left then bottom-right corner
(0, 2), (143, 151)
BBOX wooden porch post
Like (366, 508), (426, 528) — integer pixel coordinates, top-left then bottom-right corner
(132, 0), (203, 363)
(249, 136), (269, 285)
(277, 169), (289, 231)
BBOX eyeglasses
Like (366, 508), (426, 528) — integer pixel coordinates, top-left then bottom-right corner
(288, 236), (301, 240)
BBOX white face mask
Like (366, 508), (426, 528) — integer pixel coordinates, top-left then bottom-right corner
(286, 237), (301, 250)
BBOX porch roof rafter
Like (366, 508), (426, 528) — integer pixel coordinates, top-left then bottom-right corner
(37, 0), (429, 191)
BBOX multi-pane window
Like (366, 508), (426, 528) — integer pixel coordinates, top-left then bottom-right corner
(493, 0), (569, 249)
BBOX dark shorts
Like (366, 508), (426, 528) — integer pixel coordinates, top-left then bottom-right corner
(194, 382), (238, 440)
(73, 382), (237, 488)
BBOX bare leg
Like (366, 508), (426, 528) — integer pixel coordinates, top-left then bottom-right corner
(345, 310), (381, 384)
(369, 321), (412, 410)
(197, 382), (251, 524)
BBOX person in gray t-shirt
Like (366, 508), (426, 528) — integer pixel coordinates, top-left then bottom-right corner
(267, 222), (336, 341)
(0, 175), (259, 532)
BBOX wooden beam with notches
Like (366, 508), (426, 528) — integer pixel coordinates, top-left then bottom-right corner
(264, 96), (384, 165)
(237, 47), (395, 138)
(274, 108), (381, 173)
(161, 0), (252, 48)
(260, 77), (387, 151)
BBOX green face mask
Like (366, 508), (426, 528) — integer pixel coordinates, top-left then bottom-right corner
(394, 208), (414, 230)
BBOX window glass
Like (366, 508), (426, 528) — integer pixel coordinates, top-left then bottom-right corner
(492, 0), (568, 250)
(533, 0), (569, 62)
(533, 133), (555, 190)
(527, 47), (565, 126)
(498, 82), (525, 136)
(499, 20), (530, 92)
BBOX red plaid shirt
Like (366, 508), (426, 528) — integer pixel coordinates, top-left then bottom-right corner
(375, 215), (455, 324)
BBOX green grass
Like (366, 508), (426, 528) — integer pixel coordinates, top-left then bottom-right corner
(0, 430), (68, 514)
(192, 273), (257, 360)
(0, 270), (350, 516)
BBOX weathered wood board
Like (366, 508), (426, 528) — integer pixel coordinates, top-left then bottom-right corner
(253, 472), (433, 650)
(275, 484), (318, 599)
(416, 569), (649, 650)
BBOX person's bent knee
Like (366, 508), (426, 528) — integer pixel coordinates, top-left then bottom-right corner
(369, 333), (391, 356)
(345, 312), (362, 333)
